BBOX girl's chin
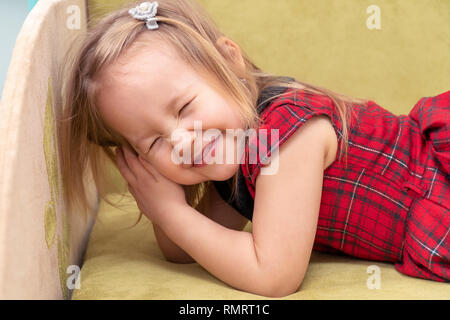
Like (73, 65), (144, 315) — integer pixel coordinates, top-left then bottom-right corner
(210, 163), (241, 181)
(179, 162), (240, 184)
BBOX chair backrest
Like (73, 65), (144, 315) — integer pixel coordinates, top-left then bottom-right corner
(0, 0), (98, 299)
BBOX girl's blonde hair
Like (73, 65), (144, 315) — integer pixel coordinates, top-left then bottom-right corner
(58, 0), (368, 223)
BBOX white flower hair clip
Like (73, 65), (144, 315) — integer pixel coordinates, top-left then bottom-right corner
(128, 1), (159, 30)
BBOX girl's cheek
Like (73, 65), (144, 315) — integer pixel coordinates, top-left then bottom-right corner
(139, 148), (161, 167)
(153, 144), (175, 168)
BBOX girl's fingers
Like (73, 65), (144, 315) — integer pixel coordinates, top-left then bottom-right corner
(138, 155), (158, 182)
(116, 147), (137, 185)
(122, 145), (157, 182)
(127, 183), (136, 196)
(121, 145), (143, 174)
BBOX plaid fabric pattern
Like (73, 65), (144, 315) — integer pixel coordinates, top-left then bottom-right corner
(240, 87), (450, 282)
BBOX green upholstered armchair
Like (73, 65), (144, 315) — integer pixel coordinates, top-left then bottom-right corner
(0, 0), (448, 299)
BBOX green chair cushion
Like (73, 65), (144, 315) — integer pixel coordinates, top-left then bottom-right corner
(72, 194), (449, 299)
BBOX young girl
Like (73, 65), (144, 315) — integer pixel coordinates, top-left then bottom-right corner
(59, 0), (449, 297)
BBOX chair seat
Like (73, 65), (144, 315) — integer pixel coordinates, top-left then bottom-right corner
(72, 194), (449, 299)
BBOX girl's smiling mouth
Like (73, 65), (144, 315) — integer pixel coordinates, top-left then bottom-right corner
(192, 134), (220, 167)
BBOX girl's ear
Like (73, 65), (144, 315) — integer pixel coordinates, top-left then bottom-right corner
(216, 36), (246, 73)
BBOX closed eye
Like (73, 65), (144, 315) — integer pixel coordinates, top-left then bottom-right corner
(147, 137), (161, 153)
(178, 100), (192, 115)
(147, 98), (194, 153)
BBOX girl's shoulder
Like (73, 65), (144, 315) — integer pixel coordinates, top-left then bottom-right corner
(258, 86), (337, 123)
(255, 86), (344, 146)
(242, 86), (339, 197)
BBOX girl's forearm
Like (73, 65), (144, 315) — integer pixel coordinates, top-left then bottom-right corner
(159, 204), (274, 297)
(153, 223), (195, 263)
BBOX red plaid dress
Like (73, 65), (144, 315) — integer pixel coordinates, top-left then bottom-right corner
(213, 84), (449, 282)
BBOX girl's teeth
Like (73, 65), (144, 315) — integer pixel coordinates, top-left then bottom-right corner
(203, 138), (217, 163)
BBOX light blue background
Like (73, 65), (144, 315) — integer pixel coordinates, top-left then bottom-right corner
(28, 0), (39, 10)
(0, 1), (35, 98)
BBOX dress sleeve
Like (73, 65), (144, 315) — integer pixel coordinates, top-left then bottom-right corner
(408, 90), (450, 175)
(242, 102), (323, 197)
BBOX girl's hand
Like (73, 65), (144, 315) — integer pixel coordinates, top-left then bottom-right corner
(115, 145), (187, 226)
